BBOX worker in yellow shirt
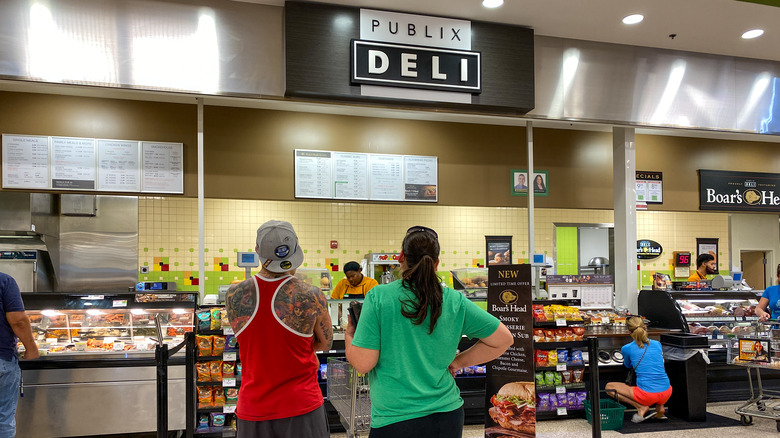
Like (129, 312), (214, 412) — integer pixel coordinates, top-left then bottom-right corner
(688, 253), (716, 282)
(331, 261), (378, 299)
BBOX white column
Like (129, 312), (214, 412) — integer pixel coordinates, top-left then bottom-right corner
(527, 121), (534, 260)
(198, 98), (205, 302)
(613, 127), (637, 312)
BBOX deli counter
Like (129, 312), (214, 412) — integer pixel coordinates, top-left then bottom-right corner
(16, 292), (196, 438)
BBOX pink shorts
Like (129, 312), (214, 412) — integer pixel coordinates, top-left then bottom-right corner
(633, 386), (672, 406)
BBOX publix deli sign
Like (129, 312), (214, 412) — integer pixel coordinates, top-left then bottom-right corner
(700, 169), (780, 212)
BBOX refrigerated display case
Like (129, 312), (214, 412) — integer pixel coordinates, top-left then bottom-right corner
(295, 268), (333, 292)
(16, 292), (196, 438)
(451, 268), (488, 300)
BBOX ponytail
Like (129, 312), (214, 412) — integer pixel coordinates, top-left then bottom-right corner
(400, 231), (443, 334)
(627, 316), (649, 348)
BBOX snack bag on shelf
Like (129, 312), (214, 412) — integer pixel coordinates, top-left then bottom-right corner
(225, 335), (238, 351)
(572, 369), (584, 383)
(547, 350), (558, 366)
(557, 349), (569, 365)
(535, 372), (545, 386)
(197, 336), (213, 357)
(572, 326), (585, 341)
(533, 329), (545, 342)
(567, 392), (577, 408)
(544, 371), (556, 386)
(210, 308), (222, 330)
(538, 394), (551, 411)
(198, 386), (213, 408)
(556, 393), (568, 408)
(225, 388), (239, 405)
(212, 336), (226, 356)
(213, 389), (226, 407)
(196, 362), (211, 382)
(210, 412), (226, 427)
(532, 305), (547, 322)
(571, 350), (583, 366)
(222, 362), (235, 379)
(561, 370), (572, 384)
(535, 350), (548, 367)
(210, 361), (223, 382)
(197, 414), (209, 430)
(197, 311), (211, 331)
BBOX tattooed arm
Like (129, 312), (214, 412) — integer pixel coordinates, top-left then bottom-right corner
(311, 289), (333, 352)
(225, 278), (256, 334)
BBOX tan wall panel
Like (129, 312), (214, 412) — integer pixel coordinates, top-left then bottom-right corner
(0, 91), (198, 196)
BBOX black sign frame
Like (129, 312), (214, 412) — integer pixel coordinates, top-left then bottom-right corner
(699, 169), (780, 212)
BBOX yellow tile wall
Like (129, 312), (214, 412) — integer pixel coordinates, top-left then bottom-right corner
(138, 197), (728, 290)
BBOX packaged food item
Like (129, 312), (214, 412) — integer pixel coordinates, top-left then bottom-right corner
(567, 392), (577, 408)
(213, 388), (226, 407)
(226, 414), (237, 430)
(533, 329), (545, 342)
(557, 349), (569, 365)
(532, 305), (547, 322)
(225, 388), (239, 405)
(553, 372), (562, 386)
(197, 311), (211, 331)
(210, 412), (226, 427)
(320, 364), (328, 380)
(554, 329), (566, 342)
(197, 413), (210, 430)
(538, 393), (551, 411)
(571, 350), (584, 366)
(572, 326), (585, 340)
(547, 350), (558, 366)
(535, 372), (545, 386)
(544, 371), (556, 386)
(225, 335), (238, 351)
(535, 350), (548, 367)
(210, 308), (222, 330)
(557, 393), (568, 408)
(222, 362), (235, 379)
(576, 391), (587, 408)
(549, 393), (558, 409)
(545, 330), (556, 341)
(572, 369), (584, 383)
(220, 309), (229, 327)
(561, 370), (572, 384)
(564, 329), (575, 341)
(198, 386), (213, 408)
(212, 336), (226, 356)
(197, 336), (213, 357)
(196, 362), (211, 382)
(210, 361), (223, 382)
(236, 363), (242, 377)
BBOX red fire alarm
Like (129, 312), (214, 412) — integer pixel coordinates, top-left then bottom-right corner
(330, 240), (338, 249)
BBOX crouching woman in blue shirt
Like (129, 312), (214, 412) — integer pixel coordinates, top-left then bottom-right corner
(606, 317), (672, 423)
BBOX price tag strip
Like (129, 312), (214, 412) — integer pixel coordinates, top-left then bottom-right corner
(223, 352), (237, 362)
(555, 386), (566, 394)
(555, 318), (567, 327)
(223, 378), (237, 387)
(557, 407), (568, 416)
(556, 364), (567, 371)
(223, 405), (236, 414)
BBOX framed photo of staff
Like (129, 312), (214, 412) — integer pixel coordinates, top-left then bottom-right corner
(511, 170), (548, 197)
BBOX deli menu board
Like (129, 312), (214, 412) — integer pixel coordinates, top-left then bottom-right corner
(294, 149), (437, 202)
(485, 264), (536, 438)
(2, 134), (183, 194)
(636, 171), (662, 204)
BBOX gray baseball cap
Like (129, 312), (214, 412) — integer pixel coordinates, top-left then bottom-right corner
(255, 220), (304, 273)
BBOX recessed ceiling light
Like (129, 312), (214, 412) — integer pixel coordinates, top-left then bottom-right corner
(482, 0), (504, 8)
(622, 14), (644, 25)
(742, 29), (764, 39)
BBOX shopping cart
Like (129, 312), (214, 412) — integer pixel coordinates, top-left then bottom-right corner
(727, 321), (780, 431)
(327, 357), (371, 438)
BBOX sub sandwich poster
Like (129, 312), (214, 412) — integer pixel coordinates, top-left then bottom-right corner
(485, 264), (535, 438)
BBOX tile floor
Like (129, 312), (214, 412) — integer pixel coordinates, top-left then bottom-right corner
(330, 401), (769, 438)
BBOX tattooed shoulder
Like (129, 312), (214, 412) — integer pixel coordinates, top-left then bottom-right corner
(274, 278), (325, 335)
(225, 278), (256, 334)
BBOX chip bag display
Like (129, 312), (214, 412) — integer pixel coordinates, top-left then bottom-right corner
(196, 362), (211, 382)
(210, 361), (223, 382)
(212, 336), (226, 356)
(198, 386), (213, 408)
(210, 308), (222, 330)
(197, 336), (213, 357)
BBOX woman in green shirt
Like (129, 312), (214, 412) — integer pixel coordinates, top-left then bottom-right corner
(345, 226), (513, 438)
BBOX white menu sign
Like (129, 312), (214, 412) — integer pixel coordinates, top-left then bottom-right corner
(333, 152), (368, 200)
(403, 155), (437, 202)
(97, 139), (140, 192)
(295, 150), (333, 199)
(142, 142), (183, 194)
(2, 134), (50, 189)
(368, 154), (404, 201)
(51, 137), (96, 190)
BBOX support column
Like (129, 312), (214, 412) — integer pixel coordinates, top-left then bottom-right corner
(613, 127), (637, 312)
(527, 121), (534, 260)
(197, 98), (205, 302)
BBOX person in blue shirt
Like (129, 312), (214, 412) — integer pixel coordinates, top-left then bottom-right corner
(756, 264), (780, 321)
(606, 317), (672, 423)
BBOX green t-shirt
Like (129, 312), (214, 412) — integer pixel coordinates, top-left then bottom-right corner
(351, 280), (500, 428)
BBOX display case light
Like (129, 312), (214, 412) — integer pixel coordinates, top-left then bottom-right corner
(41, 310), (60, 317)
(172, 308), (187, 314)
(86, 309), (103, 315)
(131, 309), (146, 315)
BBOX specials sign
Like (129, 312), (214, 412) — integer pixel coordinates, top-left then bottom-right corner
(700, 169), (780, 212)
(485, 264), (535, 437)
(353, 9), (481, 93)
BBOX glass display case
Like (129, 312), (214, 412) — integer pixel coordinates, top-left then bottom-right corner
(451, 268), (488, 299)
(22, 292), (196, 358)
(294, 268), (333, 292)
(638, 290), (761, 354)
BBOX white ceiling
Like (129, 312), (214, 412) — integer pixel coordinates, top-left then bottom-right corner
(243, 0), (780, 63)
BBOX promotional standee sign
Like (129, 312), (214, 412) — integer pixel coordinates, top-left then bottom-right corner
(699, 169), (780, 212)
(485, 264), (535, 438)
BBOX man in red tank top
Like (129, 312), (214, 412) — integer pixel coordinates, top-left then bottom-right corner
(225, 220), (333, 438)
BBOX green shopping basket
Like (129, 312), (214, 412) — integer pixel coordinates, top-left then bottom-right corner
(585, 397), (626, 430)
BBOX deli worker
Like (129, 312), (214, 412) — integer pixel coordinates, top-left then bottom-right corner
(688, 253), (716, 282)
(331, 261), (378, 299)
